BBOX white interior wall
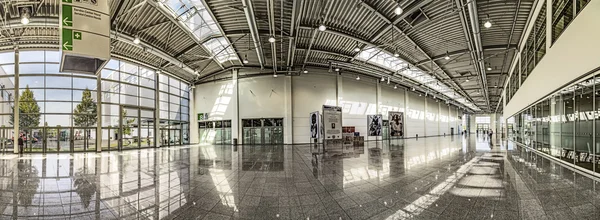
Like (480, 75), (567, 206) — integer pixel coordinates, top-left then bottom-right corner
(440, 105), (450, 135)
(425, 98), (439, 136)
(504, 0), (600, 118)
(340, 77), (377, 138)
(406, 92), (425, 138)
(291, 73), (337, 143)
(194, 68), (462, 144)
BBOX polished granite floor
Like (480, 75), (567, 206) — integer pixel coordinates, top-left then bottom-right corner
(0, 135), (599, 220)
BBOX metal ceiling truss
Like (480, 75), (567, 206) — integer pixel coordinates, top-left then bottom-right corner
(241, 0), (266, 69)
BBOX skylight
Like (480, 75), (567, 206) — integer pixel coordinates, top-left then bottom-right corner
(161, 0), (238, 63)
(357, 47), (480, 111)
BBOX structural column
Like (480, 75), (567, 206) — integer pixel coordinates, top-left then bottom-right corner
(13, 49), (19, 154)
(189, 85), (198, 144)
(96, 73), (102, 152)
(283, 75), (293, 144)
(155, 70), (161, 148)
(232, 69), (240, 144)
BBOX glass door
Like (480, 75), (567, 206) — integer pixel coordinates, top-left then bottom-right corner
(140, 109), (155, 148)
(120, 106), (140, 150)
(0, 128), (12, 152)
(73, 127), (96, 152)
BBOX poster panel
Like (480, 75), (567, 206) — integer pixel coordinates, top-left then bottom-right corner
(389, 111), (404, 138)
(367, 114), (383, 136)
(342, 127), (355, 147)
(309, 111), (320, 139)
(323, 105), (342, 140)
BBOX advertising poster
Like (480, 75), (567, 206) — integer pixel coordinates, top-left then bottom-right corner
(309, 111), (320, 139)
(323, 105), (342, 139)
(367, 114), (383, 136)
(342, 127), (355, 147)
(389, 112), (404, 138)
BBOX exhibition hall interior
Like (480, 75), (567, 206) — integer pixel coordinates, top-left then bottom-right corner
(0, 0), (598, 219)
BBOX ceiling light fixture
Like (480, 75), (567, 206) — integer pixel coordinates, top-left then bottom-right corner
(303, 69), (308, 74)
(394, 4), (403, 15)
(411, 87), (415, 91)
(335, 67), (340, 72)
(484, 15), (492, 28)
(243, 54), (249, 64)
(486, 64), (492, 71)
(356, 75), (360, 80)
(394, 85), (398, 89)
(268, 36), (276, 43)
(444, 51), (450, 60)
(387, 77), (390, 84)
(273, 74), (278, 78)
(381, 76), (385, 81)
(466, 79), (470, 82)
(318, 24), (327, 31)
(21, 9), (30, 25)
(133, 36), (141, 44)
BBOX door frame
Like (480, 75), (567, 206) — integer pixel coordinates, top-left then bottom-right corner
(119, 105), (156, 151)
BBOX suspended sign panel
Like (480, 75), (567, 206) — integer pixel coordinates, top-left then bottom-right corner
(60, 0), (110, 75)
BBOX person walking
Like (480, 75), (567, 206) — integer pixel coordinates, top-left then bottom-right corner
(17, 135), (24, 154)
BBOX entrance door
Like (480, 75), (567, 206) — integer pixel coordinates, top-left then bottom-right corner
(119, 105), (155, 150)
(0, 128), (13, 153)
(242, 118), (283, 145)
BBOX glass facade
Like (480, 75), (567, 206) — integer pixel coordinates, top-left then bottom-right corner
(507, 73), (600, 174)
(159, 73), (190, 146)
(506, 0), (589, 103)
(0, 50), (190, 153)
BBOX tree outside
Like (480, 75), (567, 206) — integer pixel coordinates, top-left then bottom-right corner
(10, 86), (41, 152)
(73, 89), (97, 150)
(115, 109), (135, 146)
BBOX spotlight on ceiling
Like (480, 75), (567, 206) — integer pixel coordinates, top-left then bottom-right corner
(354, 47), (361, 52)
(394, 85), (398, 89)
(268, 36), (276, 43)
(381, 76), (385, 81)
(133, 36), (141, 44)
(243, 54), (249, 64)
(394, 5), (403, 15)
(273, 74), (278, 78)
(318, 24), (326, 31)
(21, 10), (31, 25)
(466, 79), (470, 82)
(484, 15), (492, 28)
(486, 65), (492, 71)
(303, 69), (308, 74)
(394, 52), (399, 57)
(335, 68), (340, 72)
(411, 87), (415, 91)
(444, 51), (450, 60)
(356, 75), (360, 80)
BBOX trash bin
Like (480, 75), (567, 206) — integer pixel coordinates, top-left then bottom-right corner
(232, 138), (238, 146)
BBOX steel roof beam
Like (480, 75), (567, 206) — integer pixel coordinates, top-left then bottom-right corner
(266, 0), (277, 73)
(241, 0), (266, 69)
(414, 44), (517, 66)
(465, 0), (490, 108)
(301, 0), (333, 69)
(286, 0), (301, 68)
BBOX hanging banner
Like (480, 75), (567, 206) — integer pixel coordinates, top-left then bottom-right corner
(367, 114), (383, 136)
(389, 111), (404, 138)
(309, 111), (320, 139)
(323, 105), (342, 140)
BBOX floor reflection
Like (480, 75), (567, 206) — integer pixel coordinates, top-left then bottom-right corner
(0, 135), (599, 219)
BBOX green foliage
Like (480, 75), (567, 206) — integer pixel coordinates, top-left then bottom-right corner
(9, 86), (41, 131)
(121, 109), (135, 136)
(73, 88), (97, 127)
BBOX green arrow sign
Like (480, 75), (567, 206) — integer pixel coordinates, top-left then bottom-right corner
(62, 5), (72, 27)
(62, 29), (73, 51)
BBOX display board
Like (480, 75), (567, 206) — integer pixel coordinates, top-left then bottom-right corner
(60, 0), (110, 74)
(309, 111), (320, 139)
(323, 105), (342, 139)
(367, 114), (383, 136)
(389, 112), (404, 138)
(342, 126), (355, 147)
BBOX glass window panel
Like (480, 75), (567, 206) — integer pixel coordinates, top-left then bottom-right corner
(46, 76), (72, 88)
(45, 51), (61, 63)
(159, 92), (169, 101)
(0, 76), (14, 89)
(45, 102), (72, 113)
(73, 77), (96, 90)
(140, 98), (154, 108)
(169, 78), (180, 88)
(182, 91), (189, 99)
(169, 112), (178, 120)
(0, 65), (15, 75)
(159, 74), (168, 83)
(169, 95), (179, 104)
(101, 81), (120, 93)
(104, 59), (119, 70)
(160, 110), (169, 119)
(102, 104), (120, 116)
(0, 52), (14, 64)
(159, 83), (169, 92)
(73, 90), (97, 102)
(181, 99), (189, 107)
(169, 103), (179, 112)
(141, 110), (153, 118)
(120, 62), (138, 75)
(120, 72), (138, 85)
(45, 64), (61, 74)
(18, 89), (44, 101)
(139, 67), (155, 79)
(120, 94), (138, 105)
(169, 86), (180, 96)
(181, 114), (189, 121)
(20, 51), (45, 62)
(121, 84), (139, 96)
(102, 116), (119, 127)
(19, 64), (45, 74)
(101, 69), (119, 80)
(46, 89), (72, 101)
(181, 106), (188, 114)
(19, 76), (45, 88)
(140, 77), (154, 88)
(140, 87), (154, 99)
(102, 92), (120, 104)
(160, 101), (169, 111)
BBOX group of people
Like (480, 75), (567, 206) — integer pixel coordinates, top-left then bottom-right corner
(477, 129), (494, 138)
